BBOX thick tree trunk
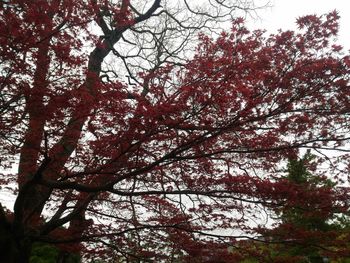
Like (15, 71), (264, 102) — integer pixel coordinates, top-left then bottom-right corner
(16, 242), (32, 263)
(0, 205), (32, 263)
(0, 223), (32, 263)
(0, 221), (19, 262)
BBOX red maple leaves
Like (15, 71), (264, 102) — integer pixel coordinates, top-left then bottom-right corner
(0, 1), (349, 261)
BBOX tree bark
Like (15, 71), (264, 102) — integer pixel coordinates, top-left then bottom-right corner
(0, 205), (32, 263)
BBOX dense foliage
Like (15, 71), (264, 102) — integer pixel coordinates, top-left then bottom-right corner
(238, 154), (350, 262)
(0, 0), (349, 262)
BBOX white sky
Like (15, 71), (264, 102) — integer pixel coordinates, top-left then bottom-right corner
(248, 0), (350, 49)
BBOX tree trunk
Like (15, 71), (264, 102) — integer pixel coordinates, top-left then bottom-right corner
(0, 223), (32, 263)
(0, 205), (32, 263)
(0, 220), (19, 262)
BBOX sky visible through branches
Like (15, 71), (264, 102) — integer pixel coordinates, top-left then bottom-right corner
(1, 1), (350, 261)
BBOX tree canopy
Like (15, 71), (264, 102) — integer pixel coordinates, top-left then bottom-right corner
(0, 1), (350, 262)
(254, 154), (350, 262)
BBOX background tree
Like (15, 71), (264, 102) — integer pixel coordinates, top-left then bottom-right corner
(243, 153), (350, 262)
(1, 1), (350, 262)
(29, 242), (80, 263)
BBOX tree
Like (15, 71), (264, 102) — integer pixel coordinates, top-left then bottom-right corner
(29, 242), (80, 263)
(1, 1), (350, 262)
(246, 153), (350, 262)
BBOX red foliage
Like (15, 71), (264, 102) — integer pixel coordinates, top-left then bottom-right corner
(0, 1), (349, 261)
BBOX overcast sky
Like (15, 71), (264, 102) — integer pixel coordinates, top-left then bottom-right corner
(248, 0), (350, 49)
